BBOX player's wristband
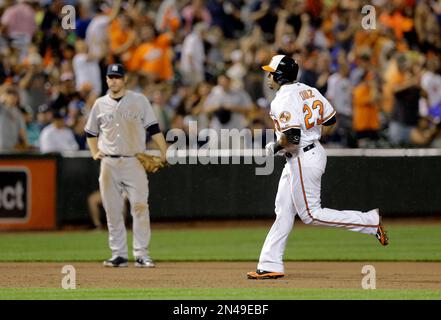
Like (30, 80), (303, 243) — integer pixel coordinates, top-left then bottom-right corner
(274, 142), (284, 154)
(86, 132), (98, 138)
(146, 123), (161, 136)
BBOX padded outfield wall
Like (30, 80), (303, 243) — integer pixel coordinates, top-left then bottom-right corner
(1, 149), (441, 228)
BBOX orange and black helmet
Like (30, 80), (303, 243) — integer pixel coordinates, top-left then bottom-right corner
(262, 55), (299, 85)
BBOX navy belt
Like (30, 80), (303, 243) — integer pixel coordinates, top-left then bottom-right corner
(285, 143), (315, 158)
(105, 155), (135, 158)
(303, 143), (315, 152)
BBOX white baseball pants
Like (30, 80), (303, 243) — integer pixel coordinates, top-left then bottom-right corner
(257, 142), (380, 273)
(99, 157), (151, 259)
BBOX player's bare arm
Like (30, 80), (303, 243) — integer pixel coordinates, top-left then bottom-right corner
(321, 115), (337, 137)
(265, 128), (301, 157)
(150, 133), (168, 162)
(280, 128), (301, 147)
(270, 128), (301, 154)
(86, 137), (104, 160)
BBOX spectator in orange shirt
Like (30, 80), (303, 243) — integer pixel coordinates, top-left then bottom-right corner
(379, 5), (414, 41)
(108, 14), (137, 67)
(128, 25), (173, 82)
(382, 52), (408, 114)
(352, 71), (381, 148)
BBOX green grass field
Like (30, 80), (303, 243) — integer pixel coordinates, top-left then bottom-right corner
(1, 288), (440, 300)
(1, 223), (440, 300)
(0, 224), (440, 262)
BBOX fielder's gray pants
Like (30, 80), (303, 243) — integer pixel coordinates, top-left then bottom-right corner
(99, 157), (151, 259)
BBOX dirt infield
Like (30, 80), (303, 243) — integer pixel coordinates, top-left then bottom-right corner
(0, 262), (440, 290)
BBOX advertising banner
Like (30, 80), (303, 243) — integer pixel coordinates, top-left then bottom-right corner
(0, 159), (56, 230)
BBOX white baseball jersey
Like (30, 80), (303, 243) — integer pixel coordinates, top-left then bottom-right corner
(269, 82), (336, 149)
(85, 90), (158, 156)
(255, 82), (381, 274)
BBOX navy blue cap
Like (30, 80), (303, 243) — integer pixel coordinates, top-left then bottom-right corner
(106, 64), (125, 77)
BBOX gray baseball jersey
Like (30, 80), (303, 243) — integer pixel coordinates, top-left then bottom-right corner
(85, 90), (158, 155)
(85, 90), (159, 261)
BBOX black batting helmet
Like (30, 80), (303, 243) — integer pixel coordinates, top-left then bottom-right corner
(262, 55), (299, 85)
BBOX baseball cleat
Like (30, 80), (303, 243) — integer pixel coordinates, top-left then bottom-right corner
(134, 257), (156, 268)
(376, 224), (389, 246)
(247, 269), (284, 279)
(103, 256), (128, 267)
(375, 213), (389, 246)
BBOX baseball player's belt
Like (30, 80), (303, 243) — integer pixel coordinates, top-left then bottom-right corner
(285, 143), (315, 158)
(105, 155), (135, 158)
(303, 143), (315, 152)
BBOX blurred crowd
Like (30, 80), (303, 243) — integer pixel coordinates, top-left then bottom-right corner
(0, 0), (441, 153)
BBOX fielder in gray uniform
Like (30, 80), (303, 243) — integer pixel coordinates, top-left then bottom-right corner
(85, 64), (167, 268)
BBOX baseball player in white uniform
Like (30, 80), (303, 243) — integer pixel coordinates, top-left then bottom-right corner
(85, 64), (167, 268)
(247, 55), (389, 279)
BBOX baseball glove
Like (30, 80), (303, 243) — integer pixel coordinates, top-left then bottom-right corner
(135, 153), (165, 173)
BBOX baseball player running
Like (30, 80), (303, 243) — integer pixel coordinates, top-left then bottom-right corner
(247, 55), (389, 280)
(85, 64), (167, 268)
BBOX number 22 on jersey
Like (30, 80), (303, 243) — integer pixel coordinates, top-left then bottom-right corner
(303, 100), (324, 129)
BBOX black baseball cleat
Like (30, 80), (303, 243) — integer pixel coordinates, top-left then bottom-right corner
(103, 256), (128, 267)
(247, 269), (285, 279)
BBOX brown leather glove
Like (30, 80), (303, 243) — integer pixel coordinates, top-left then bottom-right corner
(135, 153), (165, 173)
